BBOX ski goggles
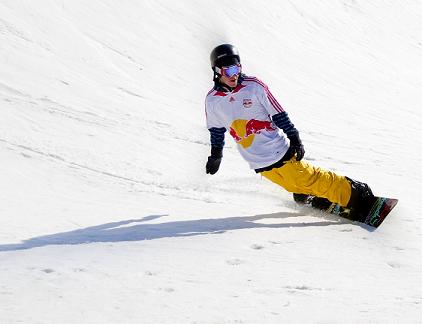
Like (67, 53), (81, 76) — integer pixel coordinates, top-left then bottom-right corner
(215, 64), (242, 78)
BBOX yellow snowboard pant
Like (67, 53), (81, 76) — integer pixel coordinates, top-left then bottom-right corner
(261, 157), (352, 207)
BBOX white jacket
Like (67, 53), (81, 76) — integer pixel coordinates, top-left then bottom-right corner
(205, 75), (290, 169)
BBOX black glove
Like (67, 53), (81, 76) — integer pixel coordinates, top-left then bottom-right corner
(288, 132), (305, 161)
(206, 146), (223, 175)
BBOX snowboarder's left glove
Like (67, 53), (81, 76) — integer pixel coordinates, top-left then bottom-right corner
(288, 132), (305, 161)
(206, 146), (223, 175)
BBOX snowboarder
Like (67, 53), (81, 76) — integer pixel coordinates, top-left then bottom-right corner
(204, 44), (375, 222)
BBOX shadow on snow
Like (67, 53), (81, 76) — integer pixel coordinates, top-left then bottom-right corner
(0, 212), (352, 252)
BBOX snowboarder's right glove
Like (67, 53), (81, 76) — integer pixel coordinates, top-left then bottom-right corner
(206, 146), (223, 175)
(288, 132), (305, 161)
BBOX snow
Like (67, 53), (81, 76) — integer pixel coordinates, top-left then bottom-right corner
(1, 0), (422, 323)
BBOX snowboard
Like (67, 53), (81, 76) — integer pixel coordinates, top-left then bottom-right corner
(293, 194), (398, 228)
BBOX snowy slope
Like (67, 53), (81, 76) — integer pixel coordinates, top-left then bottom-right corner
(1, 1), (422, 323)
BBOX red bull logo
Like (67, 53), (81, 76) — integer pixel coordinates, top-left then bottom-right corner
(229, 119), (276, 148)
(243, 98), (252, 108)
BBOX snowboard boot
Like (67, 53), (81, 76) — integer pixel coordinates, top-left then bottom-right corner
(346, 177), (376, 222)
(293, 193), (333, 210)
(293, 193), (311, 204)
(311, 196), (333, 210)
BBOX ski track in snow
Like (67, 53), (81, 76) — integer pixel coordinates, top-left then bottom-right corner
(1, 1), (422, 323)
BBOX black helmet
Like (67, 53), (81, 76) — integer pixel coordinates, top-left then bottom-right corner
(210, 44), (240, 71)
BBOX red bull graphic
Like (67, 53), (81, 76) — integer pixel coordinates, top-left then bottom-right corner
(243, 98), (252, 108)
(229, 127), (242, 142)
(229, 119), (276, 149)
(245, 119), (275, 136)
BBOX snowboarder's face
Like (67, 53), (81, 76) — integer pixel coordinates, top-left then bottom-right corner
(220, 70), (240, 88)
(218, 64), (241, 88)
